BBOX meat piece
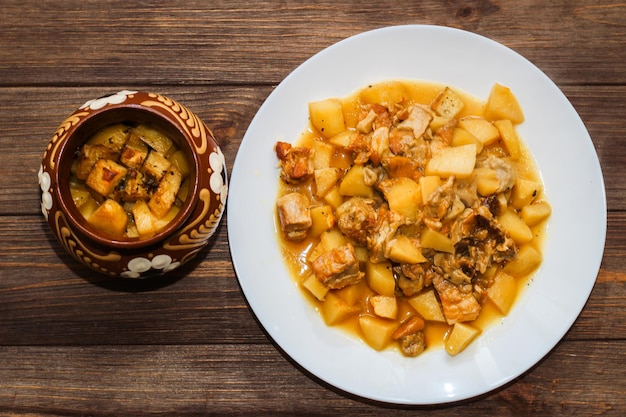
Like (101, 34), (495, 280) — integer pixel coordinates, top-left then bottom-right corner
(398, 331), (426, 357)
(476, 155), (516, 192)
(276, 192), (312, 241)
(394, 262), (436, 296)
(432, 274), (481, 324)
(396, 104), (433, 139)
(275, 141), (314, 184)
(423, 176), (457, 223)
(367, 207), (404, 263)
(336, 198), (377, 245)
(311, 242), (364, 289)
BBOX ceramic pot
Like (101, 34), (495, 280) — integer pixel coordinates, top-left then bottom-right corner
(38, 90), (228, 278)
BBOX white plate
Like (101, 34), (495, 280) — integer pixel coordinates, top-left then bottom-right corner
(227, 25), (606, 404)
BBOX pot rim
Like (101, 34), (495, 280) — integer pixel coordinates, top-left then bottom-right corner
(52, 94), (202, 250)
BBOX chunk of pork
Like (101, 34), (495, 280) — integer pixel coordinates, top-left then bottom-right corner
(311, 242), (364, 289)
(276, 192), (312, 241)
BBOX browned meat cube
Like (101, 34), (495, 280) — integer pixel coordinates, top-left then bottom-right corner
(276, 192), (312, 241)
(86, 159), (127, 197)
(432, 274), (481, 325)
(275, 141), (314, 184)
(311, 242), (364, 289)
(74, 144), (119, 180)
(120, 133), (149, 169)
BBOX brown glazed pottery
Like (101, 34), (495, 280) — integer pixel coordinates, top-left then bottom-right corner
(38, 90), (228, 278)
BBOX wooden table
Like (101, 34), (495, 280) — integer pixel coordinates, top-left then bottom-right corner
(1, 1), (624, 415)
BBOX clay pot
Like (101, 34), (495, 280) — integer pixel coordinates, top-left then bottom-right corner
(38, 90), (228, 278)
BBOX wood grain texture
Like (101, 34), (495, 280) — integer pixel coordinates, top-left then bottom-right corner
(0, 0), (624, 415)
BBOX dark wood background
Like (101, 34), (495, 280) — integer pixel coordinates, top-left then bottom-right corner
(1, 1), (624, 415)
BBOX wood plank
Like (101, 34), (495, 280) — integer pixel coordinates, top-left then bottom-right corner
(0, 342), (623, 415)
(0, 1), (625, 86)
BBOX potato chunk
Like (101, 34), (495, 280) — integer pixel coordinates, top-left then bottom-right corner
(309, 98), (346, 138)
(487, 271), (517, 314)
(148, 167), (182, 219)
(458, 117), (500, 146)
(431, 87), (465, 118)
(484, 83), (525, 124)
(445, 322), (480, 356)
(425, 144), (477, 179)
(359, 315), (397, 351)
(87, 199), (128, 236)
(366, 260), (395, 297)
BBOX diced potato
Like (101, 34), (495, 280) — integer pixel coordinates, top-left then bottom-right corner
(85, 159), (127, 197)
(87, 198), (128, 236)
(498, 209), (533, 245)
(420, 228), (454, 253)
(153, 204), (180, 231)
(74, 144), (120, 180)
(142, 150), (172, 181)
(338, 165), (374, 198)
(302, 273), (329, 301)
(134, 124), (174, 154)
(309, 205), (335, 238)
(320, 292), (360, 325)
(336, 281), (366, 306)
(323, 185), (344, 209)
(458, 117), (500, 146)
(69, 179), (93, 209)
(451, 128), (483, 153)
(132, 200), (157, 237)
(429, 115), (452, 131)
(494, 119), (521, 160)
(431, 87), (465, 118)
(309, 98), (346, 138)
(380, 177), (421, 221)
(419, 175), (442, 202)
(385, 235), (427, 264)
(120, 133), (150, 169)
(487, 271), (517, 314)
(311, 140), (334, 169)
(484, 83), (525, 124)
(359, 81), (408, 107)
(473, 167), (500, 196)
(445, 322), (480, 356)
(408, 289), (446, 322)
(354, 245), (369, 263)
(86, 123), (130, 153)
(148, 167), (183, 219)
(503, 244), (543, 277)
(358, 315), (397, 351)
(511, 178), (541, 209)
(319, 228), (347, 251)
(521, 201), (552, 226)
(314, 168), (342, 198)
(366, 260), (395, 297)
(370, 295), (398, 319)
(177, 178), (191, 203)
(167, 149), (192, 179)
(425, 144), (477, 179)
(77, 196), (99, 220)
